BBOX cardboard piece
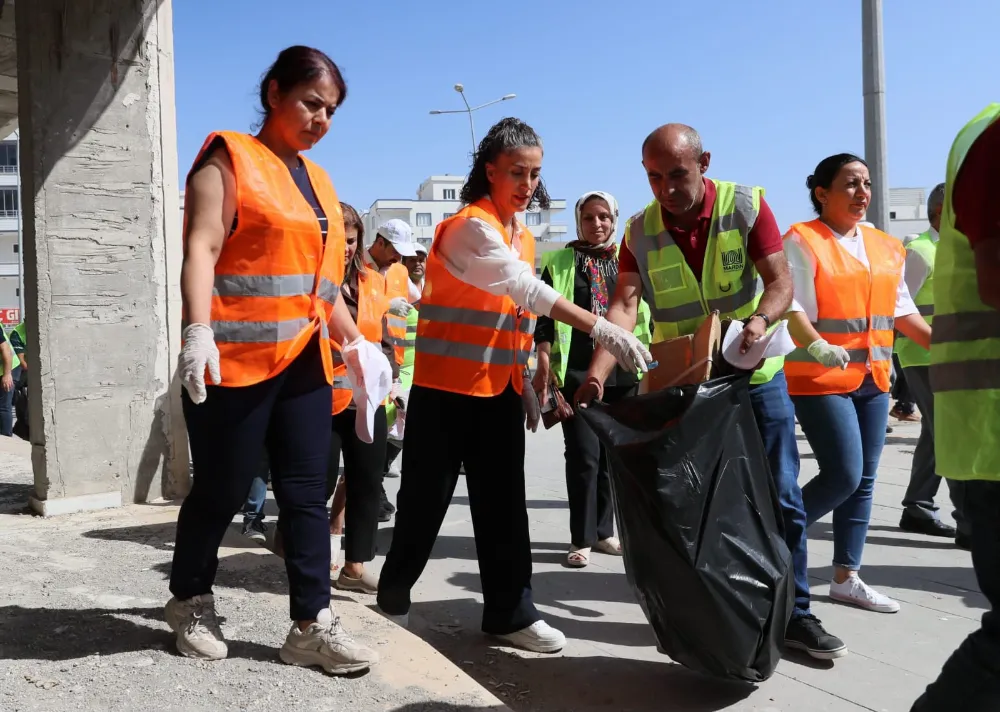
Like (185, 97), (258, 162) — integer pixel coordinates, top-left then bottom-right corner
(639, 312), (723, 393)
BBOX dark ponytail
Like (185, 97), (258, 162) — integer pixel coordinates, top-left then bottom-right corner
(459, 117), (551, 210)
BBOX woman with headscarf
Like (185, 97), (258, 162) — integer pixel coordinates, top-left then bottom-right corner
(532, 191), (651, 567)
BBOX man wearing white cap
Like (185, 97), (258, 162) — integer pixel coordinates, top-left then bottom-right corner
(366, 219), (422, 304)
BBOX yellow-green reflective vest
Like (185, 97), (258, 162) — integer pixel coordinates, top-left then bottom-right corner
(539, 246), (652, 388)
(386, 300), (419, 427)
(895, 231), (936, 368)
(623, 179), (782, 385)
(931, 103), (1000, 481)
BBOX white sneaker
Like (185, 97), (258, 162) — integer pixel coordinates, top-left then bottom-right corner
(164, 594), (228, 660)
(496, 620), (566, 653)
(378, 609), (409, 629)
(386, 457), (402, 478)
(279, 607), (379, 675)
(829, 576), (900, 613)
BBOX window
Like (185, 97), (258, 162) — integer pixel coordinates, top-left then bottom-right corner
(416, 213), (432, 227)
(443, 189), (456, 200)
(889, 211), (896, 219)
(0, 143), (17, 173)
(0, 188), (17, 218)
(15, 288), (19, 297)
(443, 212), (455, 220)
(525, 212), (542, 226)
(12, 244), (17, 254)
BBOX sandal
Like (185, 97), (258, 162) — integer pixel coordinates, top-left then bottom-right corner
(566, 546), (591, 568)
(594, 537), (622, 556)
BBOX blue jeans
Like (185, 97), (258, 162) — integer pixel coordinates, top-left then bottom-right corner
(749, 370), (810, 619)
(242, 472), (269, 524)
(0, 366), (21, 437)
(793, 374), (889, 570)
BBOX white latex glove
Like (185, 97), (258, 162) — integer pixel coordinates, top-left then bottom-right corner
(342, 338), (393, 443)
(179, 323), (221, 404)
(341, 335), (366, 388)
(389, 380), (402, 402)
(807, 338), (850, 370)
(589, 316), (654, 374)
(388, 297), (414, 317)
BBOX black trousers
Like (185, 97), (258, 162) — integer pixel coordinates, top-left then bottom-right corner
(912, 480), (1000, 711)
(377, 383), (540, 635)
(560, 383), (634, 548)
(171, 338), (332, 621)
(326, 405), (387, 563)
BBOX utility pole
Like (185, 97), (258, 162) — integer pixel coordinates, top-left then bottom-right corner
(430, 85), (517, 158)
(862, 0), (890, 232)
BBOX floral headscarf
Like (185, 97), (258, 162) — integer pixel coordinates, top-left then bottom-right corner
(569, 191), (620, 316)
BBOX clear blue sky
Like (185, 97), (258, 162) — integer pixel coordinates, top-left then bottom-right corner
(173, 0), (999, 236)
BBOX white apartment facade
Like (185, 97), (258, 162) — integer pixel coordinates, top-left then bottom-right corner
(887, 187), (930, 240)
(362, 175), (568, 247)
(0, 130), (21, 326)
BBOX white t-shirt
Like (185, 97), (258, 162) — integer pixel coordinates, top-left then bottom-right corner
(903, 227), (938, 298)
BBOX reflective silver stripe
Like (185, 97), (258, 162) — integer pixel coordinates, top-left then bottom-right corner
(320, 319), (330, 340)
(399, 339), (415, 348)
(812, 316), (894, 333)
(333, 376), (351, 390)
(212, 318), (311, 343)
(931, 359), (1000, 392)
(706, 277), (762, 315)
(871, 315), (895, 331)
(786, 347), (878, 364)
(386, 315), (408, 329)
(932, 311), (1000, 344)
(416, 335), (530, 366)
(871, 345), (893, 361)
(649, 300), (706, 323)
(917, 304), (935, 317)
(317, 277), (340, 304)
(420, 303), (519, 332)
(519, 316), (537, 334)
(213, 273), (314, 298)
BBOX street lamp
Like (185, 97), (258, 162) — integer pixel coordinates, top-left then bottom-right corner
(430, 84), (517, 155)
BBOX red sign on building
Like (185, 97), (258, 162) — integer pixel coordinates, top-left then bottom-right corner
(1, 308), (20, 326)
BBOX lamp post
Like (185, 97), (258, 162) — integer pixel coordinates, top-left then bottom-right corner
(430, 84), (516, 156)
(862, 0), (890, 232)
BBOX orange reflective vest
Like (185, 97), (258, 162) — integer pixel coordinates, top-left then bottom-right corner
(383, 262), (410, 366)
(413, 199), (536, 397)
(187, 131), (346, 387)
(783, 219), (904, 396)
(332, 268), (389, 415)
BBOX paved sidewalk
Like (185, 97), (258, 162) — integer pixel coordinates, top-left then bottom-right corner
(375, 416), (979, 712)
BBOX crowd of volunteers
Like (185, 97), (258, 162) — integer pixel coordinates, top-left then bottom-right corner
(163, 44), (997, 711)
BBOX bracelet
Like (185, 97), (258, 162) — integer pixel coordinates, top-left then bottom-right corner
(750, 313), (771, 328)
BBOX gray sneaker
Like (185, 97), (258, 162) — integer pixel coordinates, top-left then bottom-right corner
(165, 594), (228, 660)
(279, 607), (378, 675)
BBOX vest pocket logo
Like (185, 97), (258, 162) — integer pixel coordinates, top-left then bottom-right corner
(721, 247), (745, 273)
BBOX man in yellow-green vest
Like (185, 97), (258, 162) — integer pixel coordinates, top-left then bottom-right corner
(895, 183), (969, 547)
(532, 190), (652, 569)
(576, 124), (846, 661)
(912, 104), (1000, 712)
(0, 320), (22, 437)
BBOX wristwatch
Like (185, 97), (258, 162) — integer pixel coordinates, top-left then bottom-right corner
(749, 313), (771, 328)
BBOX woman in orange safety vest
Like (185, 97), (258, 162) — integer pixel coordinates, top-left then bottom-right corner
(325, 203), (397, 594)
(170, 46), (385, 676)
(783, 153), (931, 617)
(376, 117), (653, 654)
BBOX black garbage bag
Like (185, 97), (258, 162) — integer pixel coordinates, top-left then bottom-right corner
(12, 371), (28, 441)
(578, 374), (793, 682)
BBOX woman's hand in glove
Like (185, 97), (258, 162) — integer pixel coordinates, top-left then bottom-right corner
(180, 323), (221, 404)
(807, 338), (850, 370)
(589, 316), (654, 374)
(388, 297), (414, 317)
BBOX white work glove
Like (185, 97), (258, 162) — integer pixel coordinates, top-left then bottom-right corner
(179, 323), (221, 404)
(807, 338), (850, 370)
(589, 316), (654, 374)
(388, 297), (414, 317)
(341, 335), (367, 388)
(342, 336), (393, 443)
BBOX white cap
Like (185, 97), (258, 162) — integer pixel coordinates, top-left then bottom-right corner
(413, 242), (428, 256)
(376, 219), (417, 257)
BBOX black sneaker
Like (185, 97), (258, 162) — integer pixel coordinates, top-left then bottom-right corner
(378, 487), (395, 523)
(785, 615), (847, 660)
(241, 518), (268, 544)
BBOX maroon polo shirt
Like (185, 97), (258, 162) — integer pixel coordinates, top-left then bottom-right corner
(953, 118), (1000, 248)
(620, 178), (784, 278)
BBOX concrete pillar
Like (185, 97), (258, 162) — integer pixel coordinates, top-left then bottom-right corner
(15, 0), (188, 515)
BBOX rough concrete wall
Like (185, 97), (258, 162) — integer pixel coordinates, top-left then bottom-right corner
(15, 0), (187, 504)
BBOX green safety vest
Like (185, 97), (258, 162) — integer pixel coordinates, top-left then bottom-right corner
(10, 321), (25, 356)
(931, 103), (1000, 481)
(2, 323), (20, 371)
(894, 231), (936, 368)
(539, 247), (653, 388)
(386, 301), (419, 427)
(624, 179), (783, 385)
